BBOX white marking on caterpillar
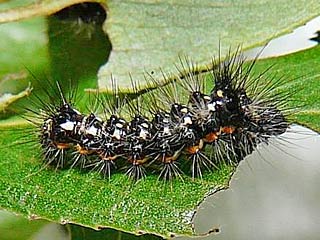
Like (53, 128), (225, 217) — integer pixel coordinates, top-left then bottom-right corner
(112, 129), (121, 140)
(183, 116), (193, 125)
(60, 121), (75, 131)
(86, 126), (98, 136)
(207, 103), (216, 111)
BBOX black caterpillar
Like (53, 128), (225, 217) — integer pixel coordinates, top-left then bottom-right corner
(23, 50), (290, 181)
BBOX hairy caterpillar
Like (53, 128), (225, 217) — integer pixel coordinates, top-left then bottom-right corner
(18, 49), (291, 181)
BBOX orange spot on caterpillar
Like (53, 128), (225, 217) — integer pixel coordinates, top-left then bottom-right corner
(186, 140), (204, 154)
(56, 142), (71, 149)
(98, 154), (119, 161)
(204, 132), (220, 143)
(129, 157), (149, 165)
(163, 156), (177, 163)
(75, 144), (94, 155)
(186, 145), (200, 154)
(158, 149), (182, 164)
(221, 126), (235, 134)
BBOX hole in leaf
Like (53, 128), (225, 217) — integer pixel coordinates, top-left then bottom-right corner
(48, 2), (112, 90)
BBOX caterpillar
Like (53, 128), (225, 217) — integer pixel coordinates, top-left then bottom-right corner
(19, 49), (291, 181)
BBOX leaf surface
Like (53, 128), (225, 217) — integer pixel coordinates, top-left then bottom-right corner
(1, 0), (320, 90)
(98, 0), (320, 90)
(0, 0), (320, 238)
(0, 46), (320, 238)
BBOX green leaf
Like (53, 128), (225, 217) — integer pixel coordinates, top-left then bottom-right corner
(0, 45), (320, 238)
(0, 15), (47, 116)
(98, 0), (320, 90)
(0, 0), (96, 22)
(0, 73), (31, 114)
(1, 1), (320, 90)
(0, 16), (48, 76)
(0, 0), (319, 239)
(0, 127), (232, 238)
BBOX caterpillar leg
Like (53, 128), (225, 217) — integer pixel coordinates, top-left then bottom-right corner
(126, 164), (146, 181)
(70, 144), (94, 169)
(156, 150), (183, 181)
(88, 159), (116, 179)
(159, 161), (182, 181)
(42, 142), (71, 169)
(186, 139), (217, 179)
